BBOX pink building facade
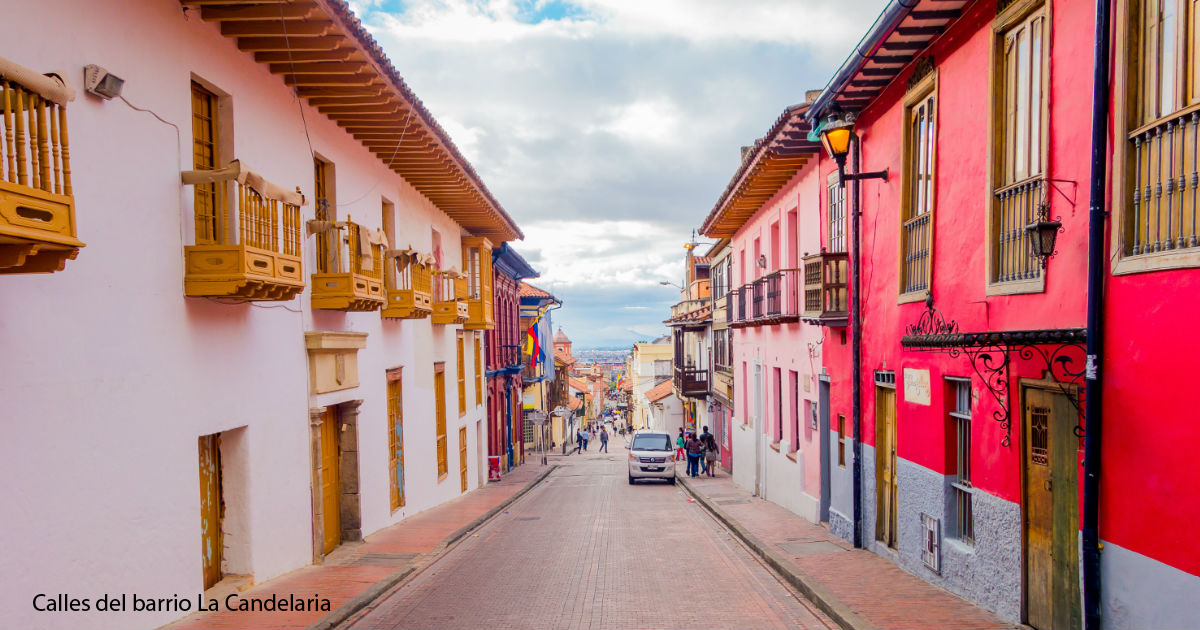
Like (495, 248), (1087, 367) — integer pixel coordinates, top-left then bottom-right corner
(702, 105), (827, 523)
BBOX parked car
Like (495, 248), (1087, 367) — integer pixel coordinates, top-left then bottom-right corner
(628, 430), (675, 484)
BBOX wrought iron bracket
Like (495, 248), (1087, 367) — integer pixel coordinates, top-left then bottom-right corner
(902, 296), (1086, 446)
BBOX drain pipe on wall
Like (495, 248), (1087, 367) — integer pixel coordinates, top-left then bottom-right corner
(1082, 0), (1111, 626)
(850, 138), (864, 549)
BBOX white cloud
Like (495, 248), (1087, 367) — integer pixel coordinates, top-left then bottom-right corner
(588, 98), (680, 145)
(347, 0), (892, 345)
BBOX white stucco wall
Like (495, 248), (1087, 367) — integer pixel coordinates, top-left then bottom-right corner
(727, 160), (824, 523)
(0, 2), (488, 628)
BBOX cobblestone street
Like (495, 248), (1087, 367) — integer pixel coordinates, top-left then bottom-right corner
(347, 446), (834, 630)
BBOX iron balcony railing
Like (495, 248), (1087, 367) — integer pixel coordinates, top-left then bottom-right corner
(750, 278), (765, 319)
(802, 252), (849, 324)
(763, 268), (802, 320)
(1129, 109), (1200, 255)
(732, 287), (746, 323)
(993, 176), (1044, 283)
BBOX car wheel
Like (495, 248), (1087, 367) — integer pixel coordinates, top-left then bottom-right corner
(628, 474), (635, 485)
(668, 476), (676, 485)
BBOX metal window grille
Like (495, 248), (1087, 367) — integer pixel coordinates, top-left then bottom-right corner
(829, 181), (846, 253)
(921, 513), (942, 573)
(948, 377), (974, 544)
(902, 91), (935, 294)
(874, 370), (896, 387)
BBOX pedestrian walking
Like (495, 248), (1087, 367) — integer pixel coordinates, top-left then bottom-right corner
(675, 428), (686, 461)
(685, 432), (704, 477)
(599, 427), (609, 453)
(574, 429), (584, 454)
(582, 430), (589, 452)
(701, 425), (719, 477)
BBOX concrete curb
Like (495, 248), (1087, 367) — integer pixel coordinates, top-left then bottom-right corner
(678, 475), (873, 630)
(307, 464), (558, 630)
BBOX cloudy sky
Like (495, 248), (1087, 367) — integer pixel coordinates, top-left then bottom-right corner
(350, 0), (888, 347)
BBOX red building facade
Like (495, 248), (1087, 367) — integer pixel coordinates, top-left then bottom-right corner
(801, 1), (1200, 628)
(486, 243), (538, 472)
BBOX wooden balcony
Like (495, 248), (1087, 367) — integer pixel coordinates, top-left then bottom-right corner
(0, 72), (83, 274)
(673, 365), (709, 399)
(432, 269), (468, 324)
(310, 219), (385, 311)
(181, 162), (303, 301)
(461, 236), (494, 330)
(382, 250), (433, 319)
(762, 269), (802, 324)
(802, 251), (849, 326)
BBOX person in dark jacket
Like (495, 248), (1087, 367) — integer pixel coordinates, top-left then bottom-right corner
(700, 426), (719, 477)
(685, 432), (704, 478)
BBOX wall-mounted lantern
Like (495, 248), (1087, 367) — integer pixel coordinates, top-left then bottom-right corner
(818, 111), (889, 187)
(1025, 203), (1062, 268)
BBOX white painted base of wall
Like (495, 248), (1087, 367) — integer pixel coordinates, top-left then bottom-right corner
(762, 442), (820, 523)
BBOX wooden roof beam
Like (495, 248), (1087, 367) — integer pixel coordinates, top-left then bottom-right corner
(268, 61), (368, 74)
(910, 9), (961, 20)
(183, 0), (289, 5)
(254, 49), (360, 63)
(201, 4), (318, 20)
(221, 20), (333, 37)
(237, 36), (344, 51)
(284, 73), (377, 86)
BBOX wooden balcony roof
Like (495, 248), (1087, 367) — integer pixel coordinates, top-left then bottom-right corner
(183, 0), (522, 242)
(699, 103), (818, 238)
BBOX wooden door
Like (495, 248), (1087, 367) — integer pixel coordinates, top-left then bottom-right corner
(875, 387), (898, 548)
(198, 434), (223, 589)
(459, 426), (469, 492)
(435, 366), (448, 477)
(388, 376), (405, 510)
(1023, 387), (1081, 630)
(320, 408), (341, 555)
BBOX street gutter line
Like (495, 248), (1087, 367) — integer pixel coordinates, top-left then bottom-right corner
(309, 464), (559, 630)
(677, 474), (873, 630)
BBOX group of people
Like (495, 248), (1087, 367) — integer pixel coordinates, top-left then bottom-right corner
(574, 425), (610, 453)
(676, 426), (719, 478)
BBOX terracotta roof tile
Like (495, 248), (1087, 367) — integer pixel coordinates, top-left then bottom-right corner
(519, 282), (553, 298)
(645, 379), (675, 402)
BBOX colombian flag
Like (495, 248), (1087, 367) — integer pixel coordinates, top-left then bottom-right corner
(524, 312), (541, 365)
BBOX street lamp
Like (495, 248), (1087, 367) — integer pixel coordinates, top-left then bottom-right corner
(659, 280), (683, 290)
(818, 111), (889, 186)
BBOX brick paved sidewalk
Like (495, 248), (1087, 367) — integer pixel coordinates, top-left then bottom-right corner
(166, 463), (553, 630)
(680, 473), (1015, 630)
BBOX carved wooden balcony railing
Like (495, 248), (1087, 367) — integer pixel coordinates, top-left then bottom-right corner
(673, 364), (709, 399)
(432, 268), (468, 324)
(310, 218), (385, 311)
(0, 66), (83, 273)
(382, 249), (433, 319)
(181, 161), (304, 300)
(802, 251), (849, 325)
(461, 236), (494, 330)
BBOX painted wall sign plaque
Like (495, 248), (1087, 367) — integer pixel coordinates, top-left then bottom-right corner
(904, 368), (931, 406)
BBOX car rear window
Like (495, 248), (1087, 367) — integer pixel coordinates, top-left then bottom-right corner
(631, 435), (671, 451)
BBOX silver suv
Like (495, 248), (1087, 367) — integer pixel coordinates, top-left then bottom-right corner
(627, 431), (676, 484)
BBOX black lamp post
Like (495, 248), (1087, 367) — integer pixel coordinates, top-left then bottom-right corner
(819, 111), (889, 185)
(1025, 203), (1061, 268)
